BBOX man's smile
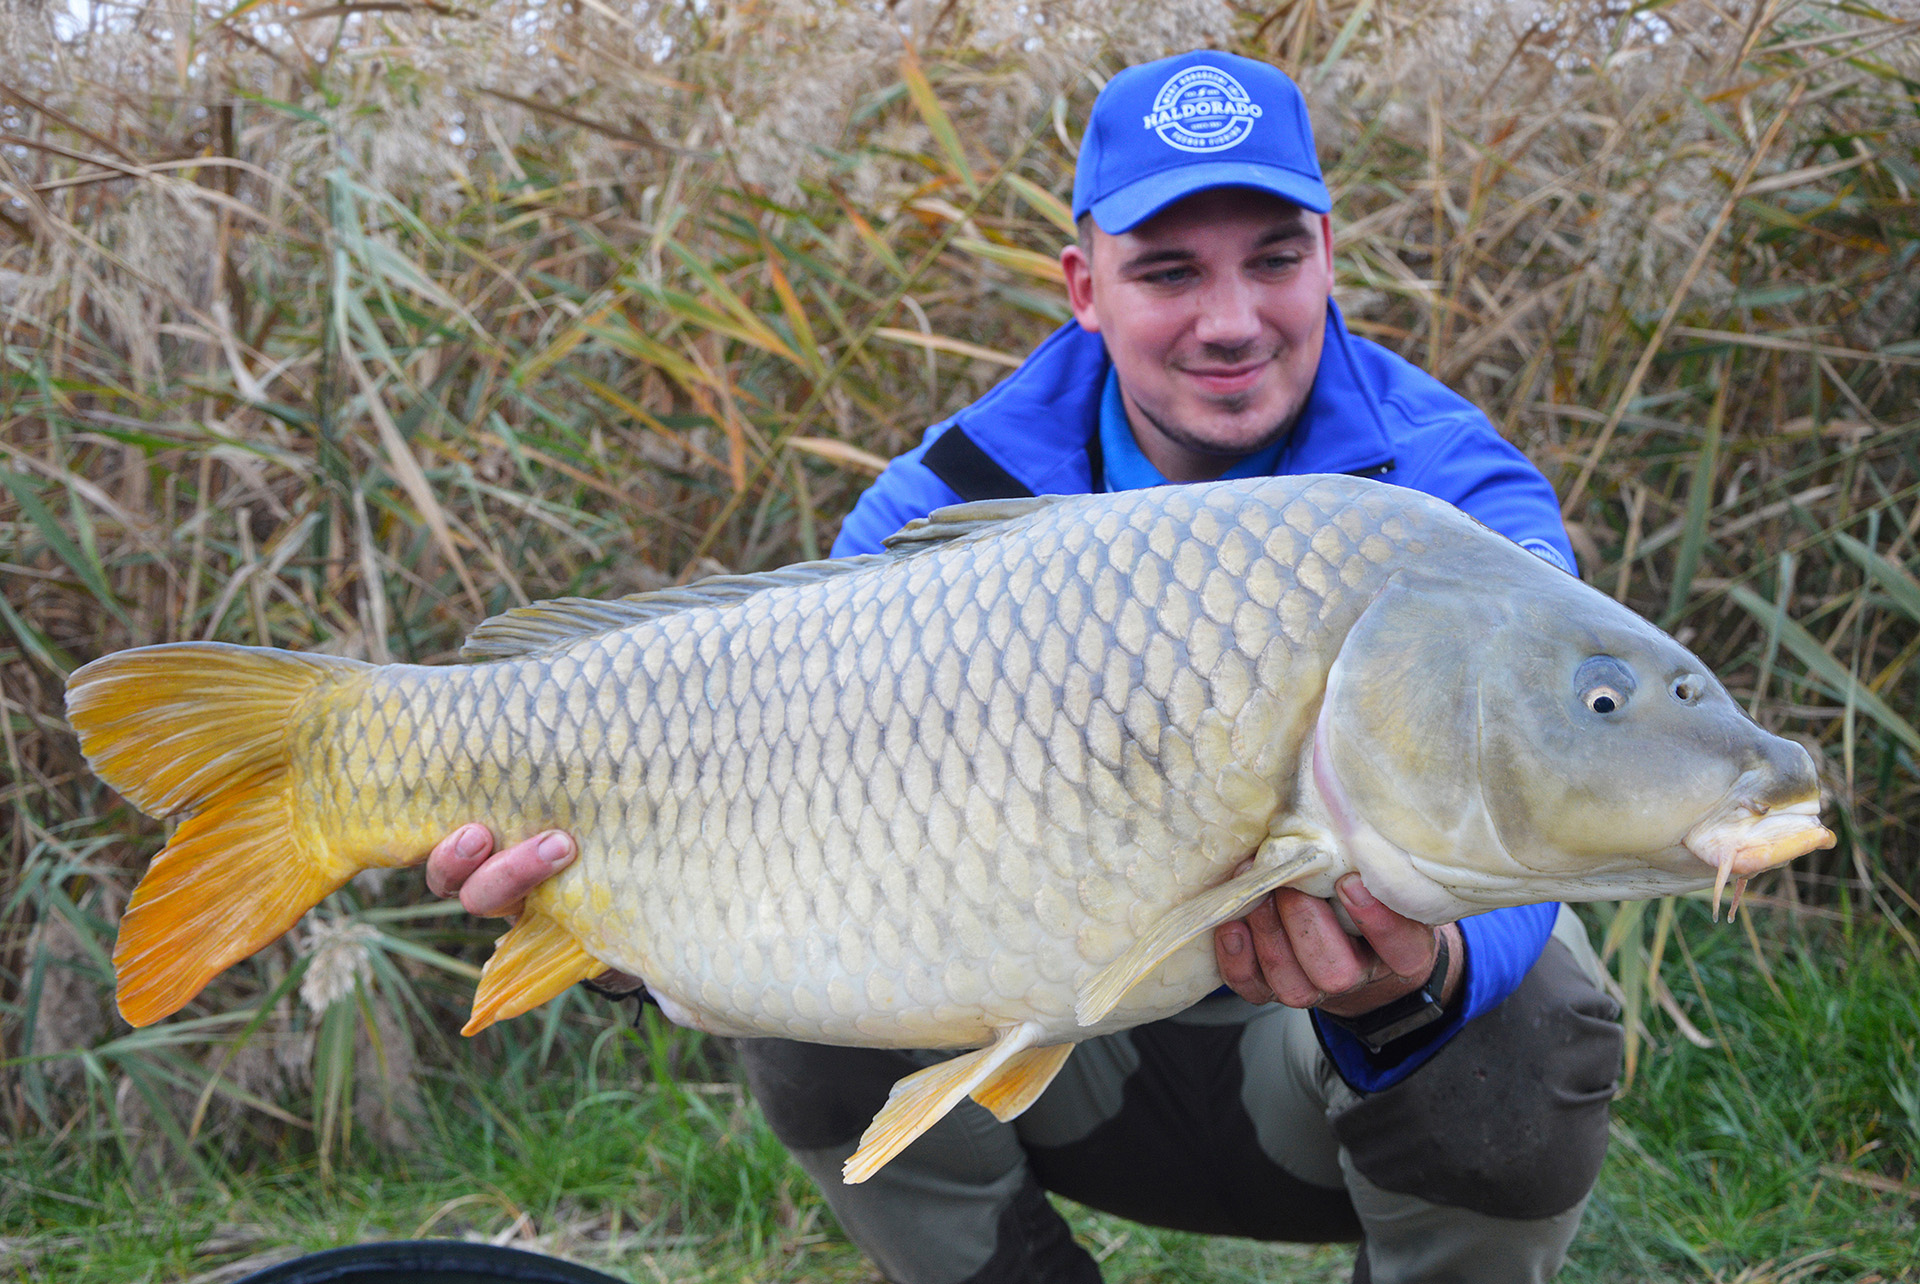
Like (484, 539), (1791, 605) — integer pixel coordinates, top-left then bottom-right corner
(1180, 356), (1272, 398)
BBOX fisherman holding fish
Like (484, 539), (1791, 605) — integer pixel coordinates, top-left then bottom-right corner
(73, 43), (1827, 1284)
(428, 51), (1627, 1284)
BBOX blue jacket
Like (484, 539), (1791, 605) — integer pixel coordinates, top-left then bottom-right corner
(831, 305), (1571, 1091)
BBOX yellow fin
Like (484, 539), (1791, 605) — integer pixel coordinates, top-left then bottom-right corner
(64, 642), (369, 1026)
(842, 1022), (1043, 1184)
(464, 909), (606, 1035)
(66, 641), (363, 818)
(1074, 840), (1330, 1027)
(969, 1042), (1075, 1122)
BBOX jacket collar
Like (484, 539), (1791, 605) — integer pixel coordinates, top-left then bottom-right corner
(952, 300), (1396, 494)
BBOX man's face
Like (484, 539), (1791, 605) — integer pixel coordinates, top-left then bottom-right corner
(1059, 188), (1333, 483)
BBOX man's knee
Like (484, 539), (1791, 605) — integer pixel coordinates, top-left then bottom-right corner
(1330, 937), (1624, 1220)
(736, 1039), (1099, 1284)
(736, 1037), (911, 1151)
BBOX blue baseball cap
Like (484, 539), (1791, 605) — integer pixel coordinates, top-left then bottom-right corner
(1072, 50), (1330, 234)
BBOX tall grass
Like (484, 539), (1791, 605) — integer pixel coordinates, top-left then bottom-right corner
(3, 0), (1918, 1275)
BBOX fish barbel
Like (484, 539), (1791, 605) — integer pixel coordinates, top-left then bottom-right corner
(66, 475), (1833, 1180)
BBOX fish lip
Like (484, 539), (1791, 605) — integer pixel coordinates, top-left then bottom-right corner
(1683, 797), (1833, 876)
(1683, 796), (1835, 918)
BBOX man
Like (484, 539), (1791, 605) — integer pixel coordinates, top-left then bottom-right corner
(428, 51), (1624, 1284)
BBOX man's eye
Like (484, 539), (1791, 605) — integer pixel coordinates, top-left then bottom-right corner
(1140, 267), (1195, 286)
(1255, 254), (1302, 272)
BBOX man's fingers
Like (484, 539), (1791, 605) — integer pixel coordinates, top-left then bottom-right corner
(425, 823), (495, 899)
(1247, 891), (1327, 1008)
(459, 830), (577, 918)
(1336, 875), (1438, 981)
(1213, 921), (1275, 1005)
(1272, 888), (1376, 997)
(1215, 879), (1456, 1016)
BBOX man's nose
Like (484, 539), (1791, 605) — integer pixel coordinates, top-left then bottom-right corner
(1192, 275), (1262, 349)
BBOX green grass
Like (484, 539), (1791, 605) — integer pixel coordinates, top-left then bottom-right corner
(7, 907), (1914, 1283)
(1568, 906), (1920, 1284)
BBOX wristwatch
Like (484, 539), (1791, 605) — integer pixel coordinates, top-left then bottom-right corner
(1319, 930), (1453, 1055)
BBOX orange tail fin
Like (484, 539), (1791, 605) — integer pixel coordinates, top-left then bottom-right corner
(65, 642), (369, 1026)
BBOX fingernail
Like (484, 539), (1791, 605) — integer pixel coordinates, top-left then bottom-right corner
(1222, 926), (1244, 956)
(455, 826), (490, 860)
(1338, 876), (1377, 910)
(537, 831), (574, 865)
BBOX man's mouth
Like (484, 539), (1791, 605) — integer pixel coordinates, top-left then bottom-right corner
(1180, 359), (1269, 397)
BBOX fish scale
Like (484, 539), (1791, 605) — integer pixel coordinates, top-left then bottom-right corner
(66, 473), (1834, 1183)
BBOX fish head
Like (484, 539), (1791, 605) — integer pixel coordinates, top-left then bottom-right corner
(1318, 558), (1834, 917)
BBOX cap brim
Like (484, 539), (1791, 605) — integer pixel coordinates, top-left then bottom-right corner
(1089, 162), (1331, 234)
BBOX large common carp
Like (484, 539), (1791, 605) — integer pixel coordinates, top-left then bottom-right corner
(66, 475), (1832, 1181)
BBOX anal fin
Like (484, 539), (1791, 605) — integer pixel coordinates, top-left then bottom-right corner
(843, 1022), (1044, 1184)
(463, 909), (606, 1036)
(1075, 839), (1330, 1027)
(969, 1042), (1074, 1122)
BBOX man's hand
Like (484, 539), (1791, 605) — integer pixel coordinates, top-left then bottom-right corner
(1213, 873), (1463, 1019)
(425, 825), (646, 996)
(425, 824), (576, 919)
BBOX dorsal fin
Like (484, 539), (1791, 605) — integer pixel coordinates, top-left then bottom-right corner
(883, 495), (1071, 552)
(463, 496), (1071, 663)
(460, 554), (893, 661)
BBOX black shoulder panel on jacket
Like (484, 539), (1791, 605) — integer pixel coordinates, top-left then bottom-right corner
(923, 426), (1034, 502)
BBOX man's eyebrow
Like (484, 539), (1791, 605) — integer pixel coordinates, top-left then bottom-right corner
(1118, 246), (1198, 272)
(1252, 219), (1313, 248)
(1117, 217), (1315, 274)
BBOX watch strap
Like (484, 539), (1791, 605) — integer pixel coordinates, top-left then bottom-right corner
(1319, 930), (1452, 1056)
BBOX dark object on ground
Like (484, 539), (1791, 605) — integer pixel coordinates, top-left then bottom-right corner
(234, 1240), (628, 1284)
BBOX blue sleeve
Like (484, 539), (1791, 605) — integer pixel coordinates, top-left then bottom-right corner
(829, 430), (965, 558)
(1313, 902), (1559, 1092)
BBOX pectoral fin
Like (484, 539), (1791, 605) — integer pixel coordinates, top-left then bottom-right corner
(970, 1042), (1075, 1122)
(843, 1022), (1047, 1184)
(1074, 839), (1331, 1027)
(463, 909), (607, 1035)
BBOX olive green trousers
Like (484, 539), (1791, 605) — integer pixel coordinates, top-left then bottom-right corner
(737, 907), (1622, 1284)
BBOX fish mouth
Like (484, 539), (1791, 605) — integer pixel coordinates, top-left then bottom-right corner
(1683, 798), (1835, 919)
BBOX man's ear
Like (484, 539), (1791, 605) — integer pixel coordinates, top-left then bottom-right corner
(1059, 244), (1101, 333)
(1318, 213), (1334, 280)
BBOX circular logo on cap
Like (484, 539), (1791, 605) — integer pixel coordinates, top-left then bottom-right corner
(1143, 66), (1263, 153)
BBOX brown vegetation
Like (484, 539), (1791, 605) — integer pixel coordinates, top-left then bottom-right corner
(2, 0), (1916, 1163)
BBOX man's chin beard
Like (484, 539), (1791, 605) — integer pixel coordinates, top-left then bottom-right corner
(1135, 398), (1298, 462)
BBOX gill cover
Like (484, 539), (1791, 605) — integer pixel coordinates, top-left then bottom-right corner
(1317, 570), (1504, 896)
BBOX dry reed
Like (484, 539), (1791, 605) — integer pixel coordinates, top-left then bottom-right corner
(2, 0), (1916, 1161)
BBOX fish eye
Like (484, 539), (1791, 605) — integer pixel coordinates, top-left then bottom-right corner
(1574, 656), (1636, 716)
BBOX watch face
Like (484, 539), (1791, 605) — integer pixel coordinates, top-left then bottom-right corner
(1355, 992), (1447, 1054)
